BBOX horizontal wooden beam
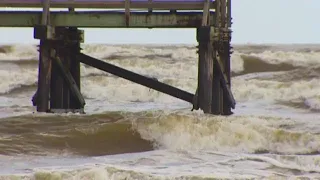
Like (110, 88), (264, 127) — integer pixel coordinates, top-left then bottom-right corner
(0, 11), (215, 28)
(34, 26), (84, 42)
(0, 0), (216, 10)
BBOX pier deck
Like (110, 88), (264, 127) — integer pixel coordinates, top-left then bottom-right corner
(0, 0), (215, 9)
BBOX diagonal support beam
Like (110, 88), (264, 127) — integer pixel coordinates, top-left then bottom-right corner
(77, 53), (195, 105)
(214, 54), (236, 109)
(53, 52), (86, 107)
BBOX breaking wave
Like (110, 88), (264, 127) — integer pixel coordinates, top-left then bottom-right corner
(0, 112), (154, 156)
(0, 111), (319, 156)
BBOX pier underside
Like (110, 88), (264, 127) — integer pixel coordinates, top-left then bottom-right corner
(0, 11), (215, 28)
(2, 0), (235, 115)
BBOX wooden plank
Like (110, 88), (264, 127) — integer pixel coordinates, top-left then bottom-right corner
(50, 48), (65, 110)
(227, 0), (231, 27)
(220, 0), (226, 27)
(216, 0), (234, 113)
(34, 26), (84, 42)
(36, 40), (52, 112)
(35, 0), (52, 112)
(69, 41), (83, 110)
(212, 0), (221, 114)
(201, 0), (210, 26)
(0, 11), (215, 28)
(0, 0), (216, 10)
(211, 0), (235, 114)
(211, 51), (222, 114)
(215, 54), (235, 109)
(215, 0), (220, 26)
(68, 0), (75, 11)
(125, 0), (130, 26)
(196, 26), (213, 113)
(53, 51), (86, 107)
(49, 28), (84, 113)
(198, 42), (213, 113)
(148, 0), (152, 12)
(33, 0), (50, 112)
(77, 53), (195, 104)
(221, 40), (233, 113)
(41, 0), (50, 25)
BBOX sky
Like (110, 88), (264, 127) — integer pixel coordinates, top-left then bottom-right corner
(0, 0), (319, 44)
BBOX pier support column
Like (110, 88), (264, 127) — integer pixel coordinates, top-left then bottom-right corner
(196, 26), (214, 113)
(211, 29), (234, 115)
(206, 0), (235, 115)
(33, 26), (85, 113)
(211, 36), (223, 115)
(195, 0), (235, 115)
(218, 29), (233, 115)
(35, 39), (53, 112)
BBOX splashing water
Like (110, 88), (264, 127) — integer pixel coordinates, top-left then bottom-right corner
(0, 44), (320, 179)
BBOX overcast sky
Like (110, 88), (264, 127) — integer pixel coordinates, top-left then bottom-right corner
(0, 0), (319, 44)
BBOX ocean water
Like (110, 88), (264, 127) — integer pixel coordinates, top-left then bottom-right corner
(0, 43), (319, 179)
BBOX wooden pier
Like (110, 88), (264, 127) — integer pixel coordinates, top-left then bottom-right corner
(0, 0), (235, 115)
